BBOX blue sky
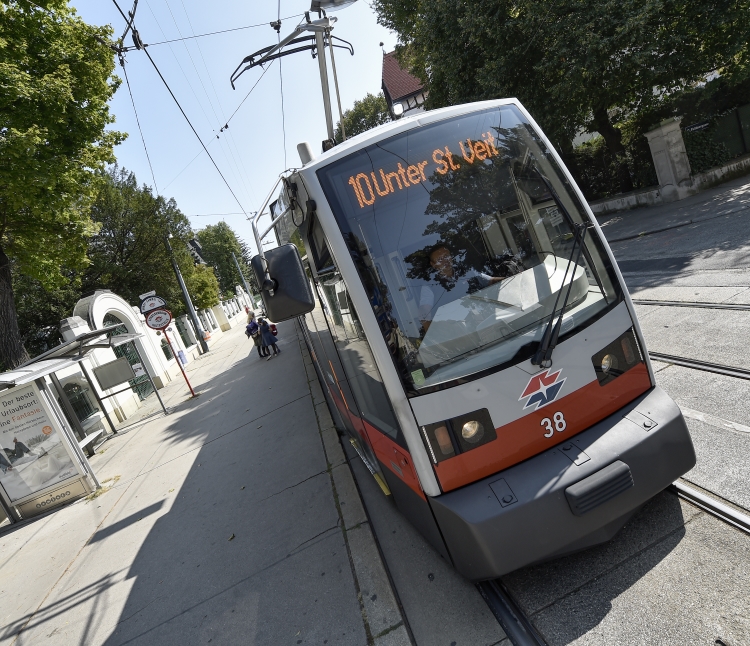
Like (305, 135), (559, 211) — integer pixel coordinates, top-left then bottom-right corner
(71, 0), (398, 254)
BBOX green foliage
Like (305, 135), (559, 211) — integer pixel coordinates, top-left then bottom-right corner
(334, 92), (391, 144)
(683, 128), (732, 174)
(373, 0), (750, 192)
(563, 127), (659, 201)
(184, 263), (220, 310)
(83, 167), (194, 315)
(12, 266), (81, 357)
(0, 0), (124, 283)
(289, 229), (305, 258)
(0, 0), (124, 368)
(195, 222), (253, 298)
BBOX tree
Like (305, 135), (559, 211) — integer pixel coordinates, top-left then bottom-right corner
(184, 264), (220, 311)
(334, 92), (391, 144)
(373, 0), (750, 192)
(0, 0), (123, 369)
(195, 222), (253, 298)
(83, 167), (196, 315)
(12, 267), (81, 358)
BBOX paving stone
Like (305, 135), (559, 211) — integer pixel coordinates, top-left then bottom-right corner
(346, 522), (404, 640)
(374, 624), (411, 646)
(321, 427), (347, 468)
(332, 463), (368, 530)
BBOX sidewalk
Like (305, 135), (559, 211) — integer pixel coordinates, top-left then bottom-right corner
(0, 320), (409, 645)
(597, 174), (750, 242)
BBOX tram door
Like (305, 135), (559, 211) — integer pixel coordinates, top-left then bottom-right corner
(303, 219), (419, 495)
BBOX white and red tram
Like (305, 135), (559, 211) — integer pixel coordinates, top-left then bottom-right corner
(251, 99), (696, 580)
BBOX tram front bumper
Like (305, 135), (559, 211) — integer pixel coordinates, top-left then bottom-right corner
(427, 386), (696, 581)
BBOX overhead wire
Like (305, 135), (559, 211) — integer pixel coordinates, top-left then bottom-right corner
(159, 61), (274, 192)
(277, 0), (287, 168)
(141, 0), (254, 209)
(144, 13), (305, 47)
(144, 1), (215, 131)
(158, 0), (249, 203)
(120, 56), (159, 193)
(174, 0), (257, 205)
(140, 40), (249, 215)
(111, 0), (286, 225)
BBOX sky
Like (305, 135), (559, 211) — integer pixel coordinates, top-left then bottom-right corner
(71, 0), (399, 256)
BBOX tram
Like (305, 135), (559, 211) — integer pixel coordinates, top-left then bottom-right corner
(251, 99), (696, 581)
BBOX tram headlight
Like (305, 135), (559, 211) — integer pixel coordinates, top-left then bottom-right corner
(420, 409), (496, 464)
(592, 328), (643, 386)
(600, 354), (618, 374)
(461, 420), (485, 443)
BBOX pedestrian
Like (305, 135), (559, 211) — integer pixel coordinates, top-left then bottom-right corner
(258, 318), (280, 360)
(245, 311), (267, 358)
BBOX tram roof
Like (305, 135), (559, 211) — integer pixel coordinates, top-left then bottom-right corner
(299, 98), (521, 173)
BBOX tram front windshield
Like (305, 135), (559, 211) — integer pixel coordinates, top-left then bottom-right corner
(317, 105), (621, 392)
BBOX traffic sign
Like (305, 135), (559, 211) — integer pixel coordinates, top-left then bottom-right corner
(140, 295), (167, 314)
(145, 308), (173, 330)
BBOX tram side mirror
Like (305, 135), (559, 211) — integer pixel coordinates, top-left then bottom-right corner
(251, 244), (315, 322)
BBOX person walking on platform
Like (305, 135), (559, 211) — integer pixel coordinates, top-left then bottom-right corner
(258, 318), (280, 360)
(245, 311), (267, 359)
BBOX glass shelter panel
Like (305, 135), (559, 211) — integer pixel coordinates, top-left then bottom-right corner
(318, 105), (621, 393)
(103, 313), (155, 401)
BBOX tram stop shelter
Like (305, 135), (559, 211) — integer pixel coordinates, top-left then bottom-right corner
(0, 328), (163, 527)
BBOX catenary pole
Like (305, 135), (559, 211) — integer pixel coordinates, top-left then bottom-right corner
(232, 251), (255, 305)
(164, 235), (210, 354)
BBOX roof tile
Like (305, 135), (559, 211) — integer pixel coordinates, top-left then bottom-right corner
(382, 52), (424, 102)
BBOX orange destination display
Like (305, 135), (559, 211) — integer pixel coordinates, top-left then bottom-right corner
(347, 131), (500, 208)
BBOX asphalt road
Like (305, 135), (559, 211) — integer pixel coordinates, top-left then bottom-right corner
(603, 177), (750, 515)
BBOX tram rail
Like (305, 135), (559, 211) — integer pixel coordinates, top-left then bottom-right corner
(648, 353), (750, 381)
(633, 299), (750, 311)
(671, 481), (750, 536)
(477, 580), (548, 646)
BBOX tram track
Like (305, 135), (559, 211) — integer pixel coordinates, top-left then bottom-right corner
(633, 299), (750, 311)
(477, 579), (548, 646)
(671, 480), (750, 536)
(648, 352), (750, 381)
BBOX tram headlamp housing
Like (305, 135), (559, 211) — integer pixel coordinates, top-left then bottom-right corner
(420, 408), (496, 464)
(592, 328), (642, 386)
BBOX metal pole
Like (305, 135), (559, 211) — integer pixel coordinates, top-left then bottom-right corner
(164, 330), (197, 397)
(165, 235), (210, 354)
(232, 252), (255, 303)
(78, 362), (119, 435)
(315, 30), (335, 143)
(328, 29), (346, 141)
(129, 341), (168, 416)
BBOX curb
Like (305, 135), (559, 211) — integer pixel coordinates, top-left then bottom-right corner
(604, 203), (750, 243)
(297, 329), (412, 646)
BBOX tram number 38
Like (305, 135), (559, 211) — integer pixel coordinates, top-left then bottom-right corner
(541, 412), (567, 438)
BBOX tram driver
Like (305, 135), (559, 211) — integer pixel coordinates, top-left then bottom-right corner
(418, 244), (504, 332)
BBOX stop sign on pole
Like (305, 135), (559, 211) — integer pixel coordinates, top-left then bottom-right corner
(145, 308), (172, 330)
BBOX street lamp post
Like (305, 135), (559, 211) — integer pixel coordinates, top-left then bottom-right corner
(164, 235), (210, 354)
(232, 251), (256, 306)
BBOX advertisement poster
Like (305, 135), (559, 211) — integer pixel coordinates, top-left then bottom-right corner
(0, 384), (77, 502)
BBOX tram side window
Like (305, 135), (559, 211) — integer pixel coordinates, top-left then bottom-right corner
(309, 219), (405, 445)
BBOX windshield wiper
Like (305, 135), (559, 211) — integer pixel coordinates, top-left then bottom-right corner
(532, 222), (587, 367)
(529, 167), (608, 303)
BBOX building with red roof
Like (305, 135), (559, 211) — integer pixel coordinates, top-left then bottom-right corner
(381, 51), (427, 119)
